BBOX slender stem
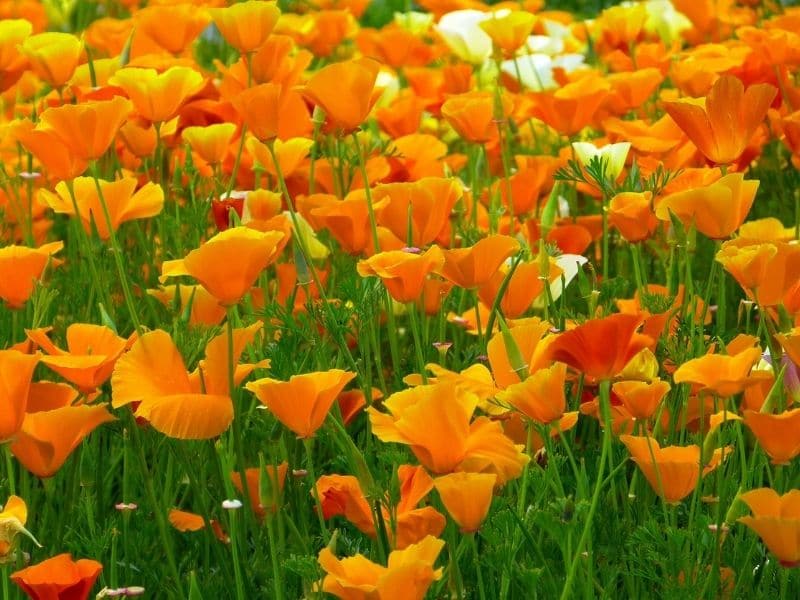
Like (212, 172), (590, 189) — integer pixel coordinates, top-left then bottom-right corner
(471, 533), (488, 600)
(303, 438), (330, 542)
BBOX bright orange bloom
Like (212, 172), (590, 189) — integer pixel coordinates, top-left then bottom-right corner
(309, 190), (388, 254)
(147, 284), (226, 327)
(300, 57), (381, 134)
(441, 91), (511, 144)
(13, 120), (89, 181)
(368, 382), (529, 483)
(26, 324), (131, 393)
(109, 66), (205, 123)
(664, 75), (776, 165)
(619, 435), (725, 504)
(743, 409), (800, 465)
(0, 495), (38, 558)
(246, 370), (356, 438)
(318, 535), (444, 600)
(39, 177), (163, 241)
(546, 314), (652, 381)
(248, 136), (313, 179)
(160, 227), (285, 306)
(20, 32), (83, 88)
(11, 554), (103, 600)
(209, 0), (281, 54)
(655, 173), (758, 240)
(356, 26), (434, 70)
(118, 117), (158, 158)
(673, 347), (761, 397)
(0, 351), (39, 443)
(434, 472), (496, 533)
(778, 329), (800, 367)
(182, 123), (237, 166)
(716, 240), (800, 308)
(739, 488), (800, 568)
(317, 465), (446, 549)
(11, 404), (115, 478)
(612, 379), (671, 420)
(496, 362), (567, 424)
(357, 247), (445, 304)
(231, 462), (289, 519)
(487, 319), (554, 388)
(440, 235), (520, 289)
(0, 241), (63, 309)
(134, 3), (210, 55)
(0, 19), (31, 93)
(477, 258), (563, 319)
(608, 191), (658, 243)
(479, 11), (536, 55)
(527, 74), (610, 136)
(232, 83), (286, 142)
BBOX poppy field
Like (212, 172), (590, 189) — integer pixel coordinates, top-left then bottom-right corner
(2, 0), (800, 598)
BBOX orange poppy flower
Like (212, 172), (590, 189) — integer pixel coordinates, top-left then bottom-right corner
(232, 83), (286, 142)
(0, 495), (39, 559)
(118, 117), (159, 158)
(247, 136), (312, 179)
(604, 68), (664, 116)
(663, 75), (776, 165)
(20, 32), (83, 88)
(182, 123), (237, 166)
(608, 191), (658, 243)
(477, 258), (563, 319)
(368, 382), (529, 484)
(168, 509), (228, 543)
(299, 57), (381, 135)
(487, 319), (554, 388)
(317, 465), (446, 549)
(39, 177), (164, 241)
(109, 66), (205, 123)
(612, 379), (671, 420)
(11, 404), (115, 478)
(147, 284), (226, 327)
(26, 324), (131, 393)
(716, 240), (800, 308)
(13, 119), (89, 181)
(527, 74), (610, 136)
(434, 472), (496, 533)
(318, 535), (444, 600)
(619, 435), (725, 504)
(246, 370), (356, 439)
(655, 173), (758, 240)
(743, 409), (800, 465)
(546, 314), (652, 381)
(479, 11), (536, 55)
(210, 1), (281, 54)
(0, 241), (63, 309)
(672, 347), (761, 397)
(134, 3), (210, 55)
(0, 350), (39, 443)
(739, 488), (800, 567)
(11, 554), (103, 600)
(778, 329), (800, 368)
(231, 462), (289, 519)
(496, 362), (567, 425)
(357, 247), (445, 304)
(440, 235), (520, 289)
(160, 227), (286, 306)
(442, 90), (511, 144)
(309, 190), (388, 254)
(0, 19), (31, 93)
(492, 159), (559, 217)
(357, 25), (433, 70)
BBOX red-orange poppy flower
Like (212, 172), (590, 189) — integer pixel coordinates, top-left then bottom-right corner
(527, 74), (610, 136)
(231, 462), (289, 519)
(209, 1), (281, 54)
(134, 3), (210, 55)
(11, 553), (103, 600)
(546, 314), (652, 381)
(672, 347), (762, 397)
(109, 66), (205, 123)
(11, 404), (115, 478)
(743, 408), (800, 465)
(20, 32), (83, 88)
(232, 83), (286, 142)
(13, 119), (89, 181)
(442, 90), (511, 144)
(608, 191), (658, 243)
(440, 235), (520, 289)
(357, 25), (434, 70)
(310, 191), (388, 255)
(739, 488), (800, 568)
(0, 241), (63, 309)
(0, 350), (39, 442)
(246, 370), (356, 439)
(496, 362), (567, 424)
(664, 75), (776, 165)
(612, 379), (671, 420)
(357, 247), (445, 304)
(160, 227), (286, 306)
(434, 472), (496, 533)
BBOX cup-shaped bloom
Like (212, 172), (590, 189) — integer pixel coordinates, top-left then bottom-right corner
(442, 91), (510, 144)
(35, 96), (132, 161)
(11, 404), (115, 478)
(182, 123), (237, 166)
(109, 66), (205, 123)
(478, 258), (563, 319)
(147, 284), (226, 327)
(20, 32), (83, 88)
(209, 0), (281, 54)
(0, 351), (39, 443)
(612, 378), (671, 420)
(160, 227), (286, 306)
(609, 191), (657, 242)
(496, 363), (567, 425)
(479, 11), (536, 55)
(527, 74), (610, 135)
(0, 242), (63, 309)
(26, 324), (131, 393)
(300, 57), (381, 134)
(673, 347), (761, 397)
(439, 235), (520, 289)
(232, 83), (284, 142)
(13, 120), (89, 181)
(716, 240), (800, 307)
(39, 177), (164, 241)
(435, 9), (494, 64)
(571, 142), (631, 182)
(546, 314), (652, 381)
(309, 191), (388, 254)
(743, 408), (800, 465)
(655, 173), (758, 239)
(0, 495), (39, 558)
(619, 435), (724, 504)
(487, 320), (554, 388)
(739, 488), (800, 567)
(778, 329), (800, 368)
(357, 247), (445, 304)
(231, 462), (289, 519)
(246, 370), (356, 439)
(664, 75), (777, 165)
(434, 472), (496, 533)
(134, 3), (210, 55)
(11, 554), (103, 600)
(318, 535), (444, 600)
